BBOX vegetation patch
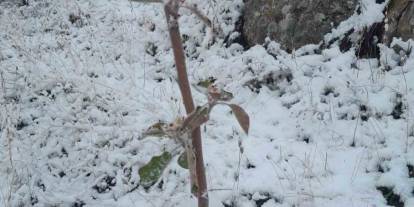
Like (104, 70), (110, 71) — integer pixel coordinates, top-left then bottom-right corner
(376, 186), (404, 207)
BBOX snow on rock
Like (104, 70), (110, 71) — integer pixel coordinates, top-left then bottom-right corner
(0, 0), (413, 207)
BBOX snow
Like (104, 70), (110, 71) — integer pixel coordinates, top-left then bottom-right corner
(0, 0), (413, 207)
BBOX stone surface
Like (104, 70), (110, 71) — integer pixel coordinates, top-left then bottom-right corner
(243, 0), (357, 51)
(384, 0), (414, 44)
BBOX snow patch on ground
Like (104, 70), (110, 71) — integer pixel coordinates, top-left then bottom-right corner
(1, 0), (413, 207)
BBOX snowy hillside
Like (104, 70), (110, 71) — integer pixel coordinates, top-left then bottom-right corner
(0, 0), (413, 207)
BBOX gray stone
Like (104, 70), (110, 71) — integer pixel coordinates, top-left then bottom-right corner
(384, 0), (414, 44)
(243, 0), (357, 51)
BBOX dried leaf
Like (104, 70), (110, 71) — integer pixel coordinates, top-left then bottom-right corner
(143, 118), (185, 139)
(196, 81), (234, 103)
(207, 84), (233, 102)
(143, 121), (167, 137)
(139, 152), (172, 188)
(181, 106), (210, 132)
(229, 104), (250, 134)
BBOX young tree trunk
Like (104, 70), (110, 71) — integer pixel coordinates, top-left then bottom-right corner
(164, 1), (209, 207)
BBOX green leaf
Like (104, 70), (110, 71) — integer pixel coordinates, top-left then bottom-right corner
(177, 152), (188, 169)
(139, 152), (172, 188)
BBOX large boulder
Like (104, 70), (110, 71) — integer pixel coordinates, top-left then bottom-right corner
(243, 0), (358, 51)
(384, 0), (414, 44)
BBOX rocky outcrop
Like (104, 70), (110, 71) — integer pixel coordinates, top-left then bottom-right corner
(243, 0), (357, 51)
(384, 0), (414, 44)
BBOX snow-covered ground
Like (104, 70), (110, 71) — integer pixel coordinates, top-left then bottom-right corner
(1, 0), (413, 206)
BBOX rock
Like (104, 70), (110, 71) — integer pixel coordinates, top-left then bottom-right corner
(384, 0), (414, 44)
(243, 0), (357, 51)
